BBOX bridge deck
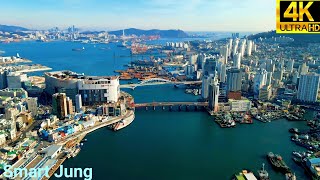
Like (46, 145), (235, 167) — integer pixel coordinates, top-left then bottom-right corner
(135, 102), (208, 107)
(120, 80), (201, 88)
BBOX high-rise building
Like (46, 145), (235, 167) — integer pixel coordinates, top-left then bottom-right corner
(286, 60), (294, 73)
(297, 73), (320, 103)
(75, 94), (83, 112)
(266, 72), (272, 86)
(208, 77), (219, 112)
(232, 39), (240, 56)
(233, 52), (241, 69)
(5, 108), (19, 120)
(25, 97), (38, 117)
(266, 59), (275, 72)
(201, 74), (214, 99)
(228, 39), (233, 57)
(253, 69), (268, 96)
(227, 68), (242, 92)
(203, 58), (217, 76)
(299, 62), (309, 75)
(66, 97), (73, 115)
(7, 72), (28, 89)
(189, 54), (198, 65)
(217, 63), (226, 83)
(246, 40), (253, 56)
(239, 39), (246, 58)
(273, 69), (284, 81)
(258, 85), (272, 101)
(52, 93), (68, 119)
(0, 70), (8, 89)
(292, 71), (299, 84)
(220, 45), (229, 64)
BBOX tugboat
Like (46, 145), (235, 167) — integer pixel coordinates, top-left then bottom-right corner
(257, 163), (270, 180)
(267, 152), (291, 173)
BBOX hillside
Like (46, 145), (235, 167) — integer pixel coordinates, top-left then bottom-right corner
(0, 25), (29, 32)
(108, 28), (189, 38)
(248, 30), (320, 43)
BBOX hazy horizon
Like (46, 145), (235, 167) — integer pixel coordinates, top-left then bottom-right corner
(0, 0), (274, 32)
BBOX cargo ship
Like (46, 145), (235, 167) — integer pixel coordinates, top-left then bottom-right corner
(112, 113), (135, 131)
(267, 152), (291, 173)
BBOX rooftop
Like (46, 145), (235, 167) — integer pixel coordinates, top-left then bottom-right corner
(45, 70), (118, 81)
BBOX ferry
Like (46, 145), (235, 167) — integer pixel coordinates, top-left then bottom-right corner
(112, 114), (135, 131)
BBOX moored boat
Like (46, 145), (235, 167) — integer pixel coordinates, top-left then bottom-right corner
(267, 152), (291, 173)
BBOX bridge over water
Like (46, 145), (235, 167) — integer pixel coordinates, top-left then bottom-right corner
(134, 101), (208, 111)
(120, 78), (201, 89)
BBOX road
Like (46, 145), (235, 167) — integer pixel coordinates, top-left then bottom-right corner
(55, 110), (134, 145)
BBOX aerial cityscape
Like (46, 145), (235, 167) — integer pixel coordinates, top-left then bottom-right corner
(1, 0), (320, 180)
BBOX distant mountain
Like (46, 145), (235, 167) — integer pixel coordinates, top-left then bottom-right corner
(248, 30), (320, 43)
(108, 28), (189, 38)
(0, 25), (29, 32)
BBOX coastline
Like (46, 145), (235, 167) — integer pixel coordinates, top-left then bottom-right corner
(44, 111), (135, 179)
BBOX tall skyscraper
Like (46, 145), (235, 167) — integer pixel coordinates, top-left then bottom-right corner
(220, 45), (229, 64)
(203, 58), (217, 76)
(239, 39), (246, 58)
(297, 73), (320, 103)
(233, 53), (241, 69)
(253, 69), (268, 96)
(266, 59), (275, 73)
(217, 63), (227, 83)
(266, 72), (272, 86)
(227, 68), (242, 92)
(228, 39), (233, 57)
(25, 97), (38, 117)
(246, 40), (253, 56)
(75, 94), (82, 112)
(201, 74), (214, 99)
(286, 60), (294, 73)
(299, 62), (309, 75)
(0, 70), (8, 89)
(66, 97), (73, 115)
(208, 77), (219, 112)
(232, 39), (240, 56)
(52, 93), (68, 119)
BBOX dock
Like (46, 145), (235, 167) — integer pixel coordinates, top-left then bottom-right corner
(42, 134), (87, 180)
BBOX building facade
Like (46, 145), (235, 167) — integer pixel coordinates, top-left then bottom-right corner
(297, 73), (320, 103)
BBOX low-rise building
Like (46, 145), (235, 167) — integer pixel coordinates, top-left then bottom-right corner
(228, 98), (252, 112)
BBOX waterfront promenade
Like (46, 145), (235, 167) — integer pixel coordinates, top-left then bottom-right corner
(56, 110), (135, 145)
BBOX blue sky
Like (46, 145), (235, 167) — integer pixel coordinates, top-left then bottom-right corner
(0, 0), (275, 31)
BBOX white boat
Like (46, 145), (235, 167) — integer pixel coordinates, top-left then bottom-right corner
(113, 114), (135, 131)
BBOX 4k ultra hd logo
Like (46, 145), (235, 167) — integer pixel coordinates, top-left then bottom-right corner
(276, 0), (320, 33)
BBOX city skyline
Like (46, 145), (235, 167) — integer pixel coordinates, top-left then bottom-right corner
(1, 0), (275, 32)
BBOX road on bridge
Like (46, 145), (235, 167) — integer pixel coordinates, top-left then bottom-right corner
(134, 102), (208, 107)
